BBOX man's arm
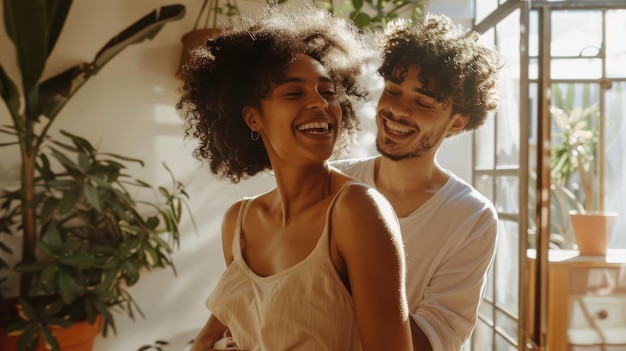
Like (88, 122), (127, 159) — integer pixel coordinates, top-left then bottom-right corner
(416, 214), (497, 350)
(189, 315), (229, 351)
(411, 318), (433, 351)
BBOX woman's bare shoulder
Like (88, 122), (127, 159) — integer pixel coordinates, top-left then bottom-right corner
(331, 172), (391, 213)
(221, 200), (245, 266)
(330, 172), (399, 237)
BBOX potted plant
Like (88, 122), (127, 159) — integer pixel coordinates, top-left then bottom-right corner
(176, 0), (239, 78)
(0, 2), (191, 350)
(550, 85), (617, 255)
(313, 0), (427, 30)
(176, 0), (289, 78)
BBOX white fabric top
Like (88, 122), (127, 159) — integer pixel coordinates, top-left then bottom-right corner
(206, 182), (362, 351)
(335, 156), (498, 351)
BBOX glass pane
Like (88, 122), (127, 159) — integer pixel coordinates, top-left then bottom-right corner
(481, 27), (495, 49)
(475, 174), (494, 203)
(475, 120), (495, 170)
(528, 82), (538, 153)
(474, 14), (498, 170)
(496, 309), (519, 343)
(528, 81), (539, 249)
(529, 58), (538, 80)
(495, 219), (519, 315)
(529, 10), (539, 58)
(496, 11), (521, 168)
(495, 175), (519, 214)
(551, 58), (603, 80)
(605, 81), (626, 249)
(472, 320), (494, 351)
(495, 334), (517, 351)
(475, 0), (499, 24)
(551, 11), (602, 58)
(606, 10), (626, 78)
(479, 299), (495, 321)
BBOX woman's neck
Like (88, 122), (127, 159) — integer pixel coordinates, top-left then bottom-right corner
(270, 163), (333, 225)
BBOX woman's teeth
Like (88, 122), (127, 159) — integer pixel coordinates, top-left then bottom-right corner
(298, 122), (330, 134)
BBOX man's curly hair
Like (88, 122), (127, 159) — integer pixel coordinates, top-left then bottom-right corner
(176, 6), (372, 183)
(378, 14), (504, 132)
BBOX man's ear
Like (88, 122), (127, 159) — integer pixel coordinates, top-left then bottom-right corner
(242, 106), (259, 130)
(448, 114), (469, 135)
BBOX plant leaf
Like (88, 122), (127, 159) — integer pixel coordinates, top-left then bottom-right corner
(50, 147), (81, 173)
(45, 225), (63, 250)
(58, 186), (81, 215)
(0, 64), (22, 120)
(83, 182), (102, 211)
(42, 300), (64, 319)
(61, 129), (97, 156)
(58, 268), (79, 304)
(59, 254), (97, 268)
(17, 299), (39, 320)
(41, 325), (60, 351)
(16, 323), (40, 351)
(40, 265), (59, 290)
(38, 5), (185, 119)
(3, 0), (48, 98)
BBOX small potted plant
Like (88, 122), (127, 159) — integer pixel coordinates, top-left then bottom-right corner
(551, 101), (617, 255)
(0, 2), (191, 350)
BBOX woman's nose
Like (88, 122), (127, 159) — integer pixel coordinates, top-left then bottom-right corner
(307, 91), (329, 109)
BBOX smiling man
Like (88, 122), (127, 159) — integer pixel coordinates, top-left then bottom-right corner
(335, 14), (504, 351)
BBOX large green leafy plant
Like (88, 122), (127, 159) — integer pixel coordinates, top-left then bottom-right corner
(0, 1), (189, 350)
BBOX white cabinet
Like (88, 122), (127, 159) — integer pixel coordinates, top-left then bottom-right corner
(543, 250), (626, 351)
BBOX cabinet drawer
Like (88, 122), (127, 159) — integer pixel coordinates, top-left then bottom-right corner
(567, 295), (626, 345)
(568, 346), (626, 351)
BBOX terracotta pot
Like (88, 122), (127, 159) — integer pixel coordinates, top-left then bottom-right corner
(569, 211), (618, 256)
(176, 28), (223, 79)
(0, 315), (102, 351)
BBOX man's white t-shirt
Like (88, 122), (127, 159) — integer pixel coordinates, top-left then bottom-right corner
(334, 156), (498, 351)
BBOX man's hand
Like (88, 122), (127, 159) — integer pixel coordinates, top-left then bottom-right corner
(411, 319), (434, 351)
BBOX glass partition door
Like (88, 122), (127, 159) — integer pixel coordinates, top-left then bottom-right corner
(469, 1), (530, 350)
(469, 2), (626, 351)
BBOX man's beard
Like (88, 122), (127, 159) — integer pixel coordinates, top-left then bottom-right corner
(376, 127), (445, 161)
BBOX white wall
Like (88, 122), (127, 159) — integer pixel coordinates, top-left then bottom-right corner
(0, 1), (472, 350)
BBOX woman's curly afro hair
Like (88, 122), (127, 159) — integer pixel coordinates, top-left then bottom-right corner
(377, 14), (504, 132)
(176, 5), (373, 183)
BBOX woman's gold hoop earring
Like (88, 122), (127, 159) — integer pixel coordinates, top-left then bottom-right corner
(251, 130), (260, 141)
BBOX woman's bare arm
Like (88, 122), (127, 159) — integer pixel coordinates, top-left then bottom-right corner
(189, 202), (244, 351)
(331, 183), (413, 351)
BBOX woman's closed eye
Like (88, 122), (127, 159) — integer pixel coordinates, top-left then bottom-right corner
(320, 89), (337, 97)
(282, 89), (336, 99)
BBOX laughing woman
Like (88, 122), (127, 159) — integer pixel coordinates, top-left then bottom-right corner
(176, 6), (413, 351)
